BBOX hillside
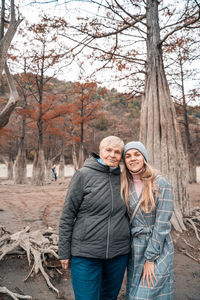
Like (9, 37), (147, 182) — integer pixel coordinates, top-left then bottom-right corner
(0, 74), (199, 165)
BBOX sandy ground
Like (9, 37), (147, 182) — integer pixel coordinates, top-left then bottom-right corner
(0, 179), (200, 300)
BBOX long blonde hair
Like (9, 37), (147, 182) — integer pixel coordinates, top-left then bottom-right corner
(121, 161), (159, 213)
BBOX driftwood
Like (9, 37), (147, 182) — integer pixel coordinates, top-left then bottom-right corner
(0, 287), (32, 300)
(0, 225), (60, 296)
(184, 218), (200, 242)
(177, 208), (200, 264)
(184, 207), (200, 243)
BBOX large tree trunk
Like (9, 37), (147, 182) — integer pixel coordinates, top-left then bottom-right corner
(0, 0), (22, 129)
(46, 159), (53, 183)
(14, 142), (27, 184)
(0, 63), (19, 129)
(0, 0), (22, 77)
(32, 98), (46, 185)
(14, 101), (27, 184)
(78, 144), (84, 169)
(140, 0), (189, 232)
(7, 155), (14, 180)
(59, 154), (65, 180)
(72, 139), (78, 171)
(59, 140), (65, 180)
(31, 147), (46, 186)
(0, 154), (13, 180)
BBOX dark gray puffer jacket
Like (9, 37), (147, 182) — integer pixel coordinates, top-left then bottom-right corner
(59, 153), (130, 260)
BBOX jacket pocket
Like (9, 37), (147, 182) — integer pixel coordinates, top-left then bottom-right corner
(72, 217), (87, 241)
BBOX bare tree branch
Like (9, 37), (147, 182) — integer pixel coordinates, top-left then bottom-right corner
(160, 11), (200, 45)
(0, 62), (19, 129)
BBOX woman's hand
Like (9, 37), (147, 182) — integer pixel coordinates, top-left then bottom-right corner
(60, 259), (70, 270)
(142, 261), (157, 288)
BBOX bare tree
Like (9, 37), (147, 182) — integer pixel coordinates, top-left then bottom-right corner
(164, 35), (200, 183)
(0, 0), (22, 129)
(13, 71), (28, 184)
(13, 16), (66, 185)
(139, 0), (192, 231)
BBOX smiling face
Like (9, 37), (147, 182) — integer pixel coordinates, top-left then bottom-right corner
(124, 148), (145, 173)
(100, 145), (122, 167)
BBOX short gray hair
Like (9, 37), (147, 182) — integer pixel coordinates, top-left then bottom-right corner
(99, 136), (124, 151)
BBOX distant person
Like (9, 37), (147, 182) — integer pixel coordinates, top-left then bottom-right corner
(51, 165), (57, 182)
(121, 141), (174, 300)
(59, 136), (130, 300)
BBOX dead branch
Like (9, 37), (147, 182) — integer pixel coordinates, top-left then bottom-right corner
(0, 287), (32, 300)
(0, 62), (19, 129)
(181, 237), (196, 249)
(184, 218), (200, 242)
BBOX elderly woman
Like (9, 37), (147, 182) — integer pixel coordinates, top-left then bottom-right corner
(121, 141), (174, 300)
(59, 136), (130, 300)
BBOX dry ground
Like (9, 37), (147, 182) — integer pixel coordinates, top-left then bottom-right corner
(0, 179), (200, 300)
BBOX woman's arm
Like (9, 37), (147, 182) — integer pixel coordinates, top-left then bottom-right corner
(58, 170), (84, 260)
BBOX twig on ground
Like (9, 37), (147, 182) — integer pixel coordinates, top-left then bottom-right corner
(181, 238), (196, 249)
(178, 248), (200, 264)
(0, 286), (32, 299)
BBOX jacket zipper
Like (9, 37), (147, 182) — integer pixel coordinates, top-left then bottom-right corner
(106, 173), (114, 259)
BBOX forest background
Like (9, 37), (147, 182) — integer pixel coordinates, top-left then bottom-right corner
(0, 0), (199, 179)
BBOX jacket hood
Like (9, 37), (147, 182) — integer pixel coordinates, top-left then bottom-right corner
(83, 152), (121, 175)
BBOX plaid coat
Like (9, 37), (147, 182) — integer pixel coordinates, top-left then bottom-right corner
(126, 176), (174, 300)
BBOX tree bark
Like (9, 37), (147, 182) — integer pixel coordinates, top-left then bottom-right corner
(0, 154), (13, 180)
(0, 0), (22, 77)
(46, 159), (52, 183)
(7, 155), (14, 180)
(14, 142), (27, 184)
(14, 97), (27, 184)
(72, 139), (78, 171)
(59, 154), (65, 180)
(140, 0), (190, 232)
(59, 140), (65, 180)
(32, 72), (46, 185)
(0, 63), (19, 129)
(0, 0), (22, 128)
(31, 147), (46, 186)
(78, 144), (84, 169)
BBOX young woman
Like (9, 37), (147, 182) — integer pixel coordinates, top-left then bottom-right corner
(121, 141), (174, 300)
(59, 136), (130, 300)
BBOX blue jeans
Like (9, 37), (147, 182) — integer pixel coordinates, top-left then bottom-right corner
(71, 254), (128, 300)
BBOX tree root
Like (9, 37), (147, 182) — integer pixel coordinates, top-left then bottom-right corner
(184, 217), (200, 242)
(0, 226), (60, 296)
(178, 248), (200, 263)
(0, 287), (32, 299)
(181, 237), (196, 249)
